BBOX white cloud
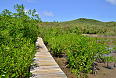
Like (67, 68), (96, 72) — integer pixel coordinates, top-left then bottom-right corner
(23, 0), (36, 3)
(23, 9), (41, 17)
(34, 12), (39, 14)
(35, 12), (41, 17)
(23, 9), (29, 13)
(42, 11), (54, 17)
(105, 0), (116, 5)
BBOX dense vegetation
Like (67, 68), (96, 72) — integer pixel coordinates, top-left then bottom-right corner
(1, 4), (116, 78)
(39, 27), (116, 77)
(0, 4), (42, 78)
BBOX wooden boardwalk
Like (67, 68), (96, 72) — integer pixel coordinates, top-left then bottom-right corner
(30, 37), (67, 78)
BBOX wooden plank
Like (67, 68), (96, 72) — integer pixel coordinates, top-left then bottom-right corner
(30, 72), (67, 78)
(30, 37), (67, 78)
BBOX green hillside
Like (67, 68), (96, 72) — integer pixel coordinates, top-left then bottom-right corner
(38, 18), (116, 36)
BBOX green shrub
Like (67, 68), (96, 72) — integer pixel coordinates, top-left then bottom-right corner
(0, 4), (42, 78)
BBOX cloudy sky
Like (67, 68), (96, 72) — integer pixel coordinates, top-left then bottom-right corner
(0, 0), (116, 22)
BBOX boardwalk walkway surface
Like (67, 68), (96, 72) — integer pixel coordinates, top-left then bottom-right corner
(30, 37), (67, 78)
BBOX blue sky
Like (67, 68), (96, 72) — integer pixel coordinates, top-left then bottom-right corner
(0, 0), (116, 22)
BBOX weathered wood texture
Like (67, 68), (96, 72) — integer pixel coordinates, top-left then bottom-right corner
(30, 37), (67, 78)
